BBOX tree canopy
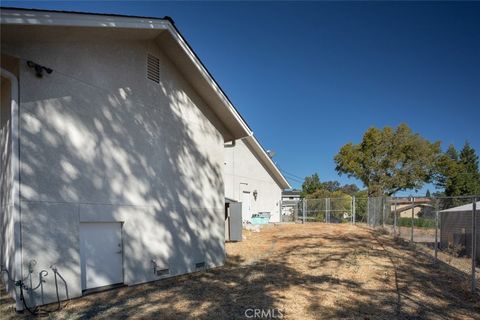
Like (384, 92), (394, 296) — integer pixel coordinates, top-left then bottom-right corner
(435, 142), (480, 196)
(334, 124), (441, 196)
(301, 173), (322, 196)
(301, 174), (362, 198)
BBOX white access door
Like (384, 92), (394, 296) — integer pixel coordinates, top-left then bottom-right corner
(79, 222), (124, 290)
(241, 191), (252, 222)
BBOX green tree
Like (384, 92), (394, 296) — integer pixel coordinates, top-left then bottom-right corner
(435, 144), (461, 196)
(305, 188), (331, 199)
(301, 173), (321, 196)
(320, 181), (341, 192)
(457, 142), (480, 195)
(434, 142), (480, 197)
(334, 124), (441, 196)
(340, 184), (360, 196)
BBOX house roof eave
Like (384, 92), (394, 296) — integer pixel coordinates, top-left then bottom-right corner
(243, 135), (291, 190)
(0, 7), (252, 141)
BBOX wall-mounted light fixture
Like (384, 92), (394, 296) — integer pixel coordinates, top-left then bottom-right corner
(253, 190), (258, 201)
(27, 60), (53, 78)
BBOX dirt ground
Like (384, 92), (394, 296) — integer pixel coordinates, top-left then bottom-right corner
(1, 223), (479, 319)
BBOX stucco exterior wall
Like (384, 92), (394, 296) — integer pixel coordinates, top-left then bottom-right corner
(224, 139), (282, 222)
(2, 33), (226, 307)
(397, 205), (422, 218)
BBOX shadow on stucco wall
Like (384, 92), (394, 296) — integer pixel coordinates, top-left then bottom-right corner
(4, 36), (227, 308)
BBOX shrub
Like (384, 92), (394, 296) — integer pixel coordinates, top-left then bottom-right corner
(398, 217), (436, 229)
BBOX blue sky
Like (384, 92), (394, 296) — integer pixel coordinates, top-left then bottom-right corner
(3, 1), (480, 195)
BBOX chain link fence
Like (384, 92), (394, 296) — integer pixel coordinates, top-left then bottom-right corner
(368, 196), (478, 293)
(282, 195), (479, 292)
(300, 197), (353, 223)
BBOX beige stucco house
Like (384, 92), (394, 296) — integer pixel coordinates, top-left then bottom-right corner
(224, 136), (290, 223)
(391, 198), (433, 219)
(0, 8), (253, 310)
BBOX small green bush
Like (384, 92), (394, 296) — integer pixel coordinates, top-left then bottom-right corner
(398, 217), (436, 229)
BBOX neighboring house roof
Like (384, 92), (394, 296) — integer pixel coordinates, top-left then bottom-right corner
(0, 7), (253, 141)
(242, 135), (291, 190)
(391, 197), (432, 205)
(440, 201), (480, 213)
(283, 190), (301, 196)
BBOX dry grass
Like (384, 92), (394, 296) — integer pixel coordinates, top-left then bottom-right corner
(1, 223), (479, 319)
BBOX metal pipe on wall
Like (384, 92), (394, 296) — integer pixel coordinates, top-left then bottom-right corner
(1, 68), (23, 311)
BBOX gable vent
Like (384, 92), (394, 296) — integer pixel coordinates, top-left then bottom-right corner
(146, 54), (160, 83)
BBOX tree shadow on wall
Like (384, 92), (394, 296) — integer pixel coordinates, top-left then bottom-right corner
(10, 38), (227, 309)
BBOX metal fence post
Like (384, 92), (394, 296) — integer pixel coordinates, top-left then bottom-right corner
(329, 198), (331, 223)
(411, 197), (415, 243)
(435, 199), (439, 263)
(279, 198), (283, 222)
(382, 197), (385, 228)
(327, 198), (330, 223)
(302, 199), (306, 224)
(329, 198), (332, 223)
(472, 197), (477, 293)
(295, 201), (299, 221)
(393, 199), (397, 237)
(367, 197), (370, 226)
(352, 196), (356, 224)
(325, 198), (327, 223)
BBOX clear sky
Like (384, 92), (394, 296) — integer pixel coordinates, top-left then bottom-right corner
(3, 1), (480, 195)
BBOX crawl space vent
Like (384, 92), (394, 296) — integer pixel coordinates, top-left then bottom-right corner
(195, 262), (205, 269)
(146, 54), (160, 83)
(156, 268), (169, 276)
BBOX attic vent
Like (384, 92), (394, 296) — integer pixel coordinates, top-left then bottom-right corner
(195, 262), (205, 269)
(156, 268), (169, 276)
(147, 54), (160, 83)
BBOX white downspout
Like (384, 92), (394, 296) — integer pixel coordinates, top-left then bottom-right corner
(1, 68), (23, 311)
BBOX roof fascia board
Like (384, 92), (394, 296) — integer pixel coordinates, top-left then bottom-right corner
(0, 9), (170, 29)
(0, 8), (252, 139)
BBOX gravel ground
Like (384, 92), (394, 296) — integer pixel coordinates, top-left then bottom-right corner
(1, 223), (479, 319)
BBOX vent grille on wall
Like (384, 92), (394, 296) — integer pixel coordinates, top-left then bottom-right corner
(156, 268), (169, 276)
(147, 54), (160, 83)
(195, 262), (205, 269)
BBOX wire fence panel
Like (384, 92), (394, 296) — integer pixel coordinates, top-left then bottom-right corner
(329, 197), (352, 223)
(354, 198), (369, 223)
(365, 195), (479, 293)
(304, 198), (326, 222)
(288, 195), (479, 293)
(303, 197), (353, 223)
(436, 196), (479, 290)
(367, 197), (384, 227)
